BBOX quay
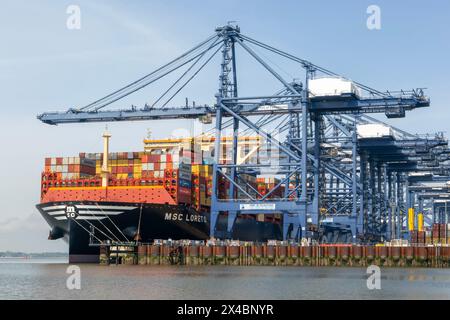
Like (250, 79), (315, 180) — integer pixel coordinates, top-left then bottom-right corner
(99, 241), (450, 268)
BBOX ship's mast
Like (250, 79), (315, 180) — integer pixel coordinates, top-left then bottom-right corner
(101, 129), (111, 187)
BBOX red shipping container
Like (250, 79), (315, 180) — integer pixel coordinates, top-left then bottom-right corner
(45, 158), (51, 166)
(56, 157), (63, 165)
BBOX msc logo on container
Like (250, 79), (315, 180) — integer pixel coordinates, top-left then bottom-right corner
(65, 205), (79, 219)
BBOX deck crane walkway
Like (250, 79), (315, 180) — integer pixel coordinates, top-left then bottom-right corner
(38, 24), (432, 243)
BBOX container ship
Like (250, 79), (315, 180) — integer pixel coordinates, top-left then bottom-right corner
(37, 132), (283, 263)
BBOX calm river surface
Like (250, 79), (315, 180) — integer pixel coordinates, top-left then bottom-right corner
(1, 258), (449, 299)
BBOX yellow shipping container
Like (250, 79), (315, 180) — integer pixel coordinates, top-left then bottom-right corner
(192, 164), (212, 177)
(133, 167), (142, 173)
(192, 165), (200, 174)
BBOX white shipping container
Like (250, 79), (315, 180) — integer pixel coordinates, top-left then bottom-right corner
(308, 78), (361, 98)
(357, 124), (393, 138)
(51, 158), (56, 165)
(74, 157), (80, 165)
(148, 163), (154, 171)
(180, 156), (191, 164)
(160, 163), (166, 170)
(63, 157), (69, 165)
(67, 173), (76, 179)
(161, 155), (166, 162)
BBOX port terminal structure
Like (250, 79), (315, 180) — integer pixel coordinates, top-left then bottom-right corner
(38, 24), (449, 244)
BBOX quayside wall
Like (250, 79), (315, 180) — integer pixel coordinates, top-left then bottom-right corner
(99, 243), (450, 268)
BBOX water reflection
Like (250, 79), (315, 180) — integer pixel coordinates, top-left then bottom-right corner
(0, 261), (449, 300)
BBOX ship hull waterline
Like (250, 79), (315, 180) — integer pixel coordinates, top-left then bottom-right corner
(36, 201), (283, 263)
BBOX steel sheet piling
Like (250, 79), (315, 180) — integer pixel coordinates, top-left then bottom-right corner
(101, 243), (450, 267)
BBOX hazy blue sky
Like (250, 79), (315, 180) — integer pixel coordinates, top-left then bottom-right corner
(0, 0), (449, 252)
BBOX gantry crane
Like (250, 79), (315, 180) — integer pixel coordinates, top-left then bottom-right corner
(39, 24), (441, 243)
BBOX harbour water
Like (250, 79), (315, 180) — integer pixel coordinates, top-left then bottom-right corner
(0, 258), (449, 300)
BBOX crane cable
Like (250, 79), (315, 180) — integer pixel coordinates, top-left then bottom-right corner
(160, 43), (224, 109)
(78, 34), (219, 112)
(239, 34), (390, 98)
(152, 38), (223, 109)
(88, 38), (222, 112)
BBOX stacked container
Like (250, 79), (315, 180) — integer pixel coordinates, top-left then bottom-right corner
(256, 177), (284, 199)
(142, 154), (176, 178)
(42, 137), (289, 221)
(191, 165), (213, 209)
(91, 152), (144, 179)
(44, 157), (95, 179)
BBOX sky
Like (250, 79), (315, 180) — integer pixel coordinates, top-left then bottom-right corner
(0, 0), (449, 252)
